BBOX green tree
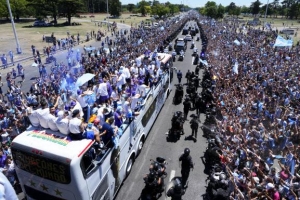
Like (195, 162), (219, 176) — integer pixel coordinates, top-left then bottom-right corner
(109, 0), (121, 16)
(127, 3), (135, 12)
(138, 0), (150, 16)
(203, 1), (218, 18)
(217, 4), (225, 18)
(250, 0), (262, 15)
(0, 0), (8, 19)
(206, 5), (217, 18)
(241, 5), (250, 13)
(58, 0), (84, 24)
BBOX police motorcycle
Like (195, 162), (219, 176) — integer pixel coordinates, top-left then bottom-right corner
(192, 48), (198, 57)
(190, 41), (195, 49)
(167, 111), (185, 141)
(206, 166), (234, 200)
(178, 50), (184, 61)
(168, 43), (173, 51)
(173, 84), (184, 105)
(141, 157), (168, 200)
(172, 51), (177, 62)
(166, 177), (185, 200)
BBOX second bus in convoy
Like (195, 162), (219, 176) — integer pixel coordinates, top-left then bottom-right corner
(11, 53), (174, 200)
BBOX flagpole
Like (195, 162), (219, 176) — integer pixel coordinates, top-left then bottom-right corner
(6, 0), (22, 54)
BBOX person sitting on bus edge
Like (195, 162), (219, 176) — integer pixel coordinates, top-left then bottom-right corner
(100, 117), (117, 148)
(36, 98), (50, 129)
(22, 99), (39, 127)
(55, 110), (70, 135)
(47, 106), (59, 131)
(68, 109), (85, 141)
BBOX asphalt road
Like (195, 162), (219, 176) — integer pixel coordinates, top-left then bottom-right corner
(115, 21), (208, 200)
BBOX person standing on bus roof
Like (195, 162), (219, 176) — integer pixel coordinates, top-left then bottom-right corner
(68, 109), (85, 141)
(101, 117), (116, 148)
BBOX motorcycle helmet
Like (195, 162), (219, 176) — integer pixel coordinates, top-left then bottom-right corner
(147, 171), (155, 183)
(174, 182), (182, 192)
(184, 148), (190, 156)
(219, 173), (226, 180)
(153, 162), (159, 171)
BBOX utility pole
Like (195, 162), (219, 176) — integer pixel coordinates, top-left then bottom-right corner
(6, 0), (22, 54)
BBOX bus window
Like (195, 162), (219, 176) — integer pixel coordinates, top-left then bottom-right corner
(142, 97), (157, 127)
(81, 152), (95, 175)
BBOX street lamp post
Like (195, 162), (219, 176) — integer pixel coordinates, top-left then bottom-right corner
(264, 0), (270, 26)
(6, 0), (22, 54)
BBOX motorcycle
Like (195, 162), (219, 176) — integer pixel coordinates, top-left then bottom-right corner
(173, 84), (184, 105)
(140, 157), (168, 200)
(178, 51), (184, 61)
(172, 52), (176, 62)
(167, 111), (185, 140)
(191, 43), (194, 49)
(166, 177), (185, 200)
(192, 48), (198, 57)
(196, 36), (200, 41)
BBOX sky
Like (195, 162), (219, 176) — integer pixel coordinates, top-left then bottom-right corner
(120, 0), (270, 8)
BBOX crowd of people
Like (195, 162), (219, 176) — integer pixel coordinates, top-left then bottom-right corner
(200, 16), (300, 200)
(0, 13), (191, 191)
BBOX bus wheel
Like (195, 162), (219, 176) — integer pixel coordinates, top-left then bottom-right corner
(137, 137), (144, 156)
(126, 156), (134, 177)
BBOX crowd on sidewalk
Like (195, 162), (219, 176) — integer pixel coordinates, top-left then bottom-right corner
(202, 17), (300, 200)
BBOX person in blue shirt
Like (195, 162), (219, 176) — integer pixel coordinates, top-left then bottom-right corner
(101, 117), (116, 148)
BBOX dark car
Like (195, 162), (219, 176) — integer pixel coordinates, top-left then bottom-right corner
(182, 28), (188, 35)
(175, 42), (187, 54)
(190, 28), (196, 36)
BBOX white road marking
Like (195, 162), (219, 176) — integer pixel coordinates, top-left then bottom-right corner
(165, 170), (176, 200)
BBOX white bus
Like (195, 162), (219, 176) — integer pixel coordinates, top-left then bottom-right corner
(11, 53), (173, 200)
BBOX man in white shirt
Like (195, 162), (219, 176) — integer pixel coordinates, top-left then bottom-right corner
(68, 109), (84, 140)
(69, 99), (83, 118)
(56, 111), (69, 135)
(139, 66), (146, 77)
(76, 90), (88, 121)
(36, 99), (50, 129)
(137, 80), (149, 97)
(130, 64), (138, 75)
(48, 106), (58, 131)
(97, 80), (109, 104)
(27, 107), (40, 127)
(116, 72), (126, 90)
(122, 65), (131, 79)
(97, 107), (108, 126)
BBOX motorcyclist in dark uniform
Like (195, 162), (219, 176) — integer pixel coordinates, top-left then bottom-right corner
(179, 148), (194, 188)
(167, 178), (185, 200)
(190, 114), (199, 141)
(183, 97), (191, 120)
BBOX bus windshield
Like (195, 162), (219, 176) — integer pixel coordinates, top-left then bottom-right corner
(12, 147), (71, 184)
